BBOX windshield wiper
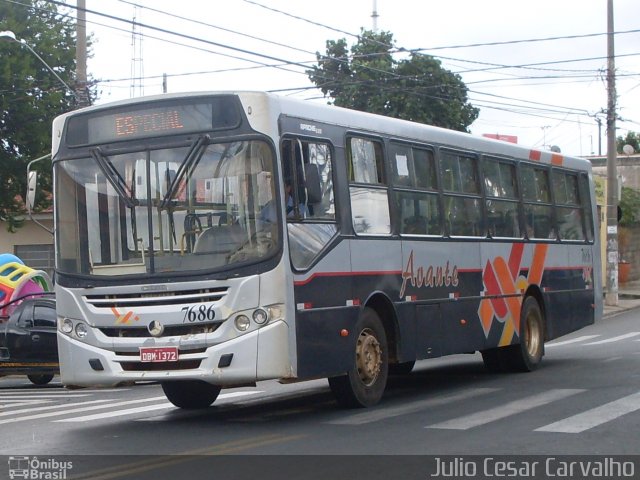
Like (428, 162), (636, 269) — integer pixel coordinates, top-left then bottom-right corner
(91, 147), (136, 208)
(160, 134), (210, 209)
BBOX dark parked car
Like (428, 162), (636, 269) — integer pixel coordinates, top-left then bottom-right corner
(0, 296), (58, 385)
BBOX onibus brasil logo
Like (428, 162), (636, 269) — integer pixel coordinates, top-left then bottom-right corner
(8, 456), (72, 480)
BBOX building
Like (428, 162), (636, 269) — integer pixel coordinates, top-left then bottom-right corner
(587, 153), (640, 283)
(0, 213), (54, 281)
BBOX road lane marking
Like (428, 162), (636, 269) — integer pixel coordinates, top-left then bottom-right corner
(545, 335), (600, 347)
(216, 391), (263, 400)
(426, 389), (585, 430)
(602, 356), (624, 363)
(0, 394), (91, 399)
(535, 391), (640, 433)
(0, 400), (48, 408)
(328, 388), (499, 425)
(56, 403), (174, 422)
(0, 396), (167, 424)
(67, 434), (308, 480)
(0, 389), (125, 394)
(56, 391), (263, 422)
(584, 332), (640, 345)
(0, 399), (112, 418)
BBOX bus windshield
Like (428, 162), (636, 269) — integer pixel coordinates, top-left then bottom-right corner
(55, 139), (278, 276)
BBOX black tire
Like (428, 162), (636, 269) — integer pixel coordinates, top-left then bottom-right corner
(161, 380), (221, 409)
(27, 374), (54, 385)
(328, 307), (388, 408)
(504, 296), (545, 372)
(389, 361), (415, 375)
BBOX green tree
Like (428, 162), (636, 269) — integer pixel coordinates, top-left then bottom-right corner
(619, 186), (640, 227)
(617, 131), (640, 154)
(0, 0), (93, 232)
(307, 30), (479, 131)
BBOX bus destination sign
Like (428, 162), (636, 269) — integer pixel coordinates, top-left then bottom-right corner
(86, 103), (212, 144)
(65, 96), (240, 146)
(115, 109), (185, 138)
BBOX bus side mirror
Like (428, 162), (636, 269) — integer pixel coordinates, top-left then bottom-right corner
(26, 170), (37, 213)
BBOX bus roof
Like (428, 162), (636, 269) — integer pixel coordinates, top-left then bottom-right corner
(53, 90), (591, 172)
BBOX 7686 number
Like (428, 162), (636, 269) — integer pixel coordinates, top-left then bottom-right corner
(181, 304), (215, 322)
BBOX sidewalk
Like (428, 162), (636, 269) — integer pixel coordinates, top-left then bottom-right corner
(603, 279), (640, 318)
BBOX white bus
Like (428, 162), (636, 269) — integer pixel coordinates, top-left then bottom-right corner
(49, 92), (602, 408)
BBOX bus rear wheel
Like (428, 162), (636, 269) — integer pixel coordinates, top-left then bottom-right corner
(161, 380), (221, 409)
(328, 307), (388, 408)
(481, 296), (545, 373)
(505, 296), (545, 372)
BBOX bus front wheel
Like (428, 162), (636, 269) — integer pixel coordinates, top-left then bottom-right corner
(329, 307), (389, 408)
(161, 380), (221, 409)
(27, 374), (54, 385)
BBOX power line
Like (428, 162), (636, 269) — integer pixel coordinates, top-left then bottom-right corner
(6, 0), (634, 131)
(41, 0), (314, 71)
(115, 0), (315, 58)
(243, 0), (640, 53)
(35, 0), (640, 88)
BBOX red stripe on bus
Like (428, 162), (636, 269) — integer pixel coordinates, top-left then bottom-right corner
(508, 243), (524, 279)
(529, 150), (542, 161)
(294, 270), (403, 286)
(483, 260), (509, 318)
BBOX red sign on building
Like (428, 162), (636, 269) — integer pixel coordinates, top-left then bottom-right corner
(483, 134), (518, 144)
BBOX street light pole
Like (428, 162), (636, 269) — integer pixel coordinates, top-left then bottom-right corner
(75, 0), (91, 106)
(0, 30), (78, 101)
(605, 0), (618, 306)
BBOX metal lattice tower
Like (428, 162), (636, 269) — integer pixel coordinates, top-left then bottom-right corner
(130, 6), (144, 98)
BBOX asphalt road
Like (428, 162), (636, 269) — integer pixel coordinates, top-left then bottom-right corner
(1, 308), (639, 479)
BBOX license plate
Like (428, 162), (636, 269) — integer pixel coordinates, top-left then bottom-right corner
(139, 347), (178, 363)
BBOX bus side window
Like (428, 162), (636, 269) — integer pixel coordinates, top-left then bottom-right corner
(483, 157), (521, 238)
(522, 164), (555, 240)
(441, 151), (483, 237)
(391, 142), (441, 236)
(347, 137), (390, 235)
(282, 139), (335, 221)
(553, 170), (586, 241)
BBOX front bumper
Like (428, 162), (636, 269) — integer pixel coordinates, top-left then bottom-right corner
(57, 320), (291, 387)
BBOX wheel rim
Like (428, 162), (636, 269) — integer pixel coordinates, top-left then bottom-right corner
(356, 327), (382, 386)
(524, 307), (542, 358)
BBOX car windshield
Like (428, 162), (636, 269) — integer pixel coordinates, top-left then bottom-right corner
(55, 139), (278, 276)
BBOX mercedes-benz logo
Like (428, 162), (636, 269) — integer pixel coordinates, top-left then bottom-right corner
(148, 320), (164, 337)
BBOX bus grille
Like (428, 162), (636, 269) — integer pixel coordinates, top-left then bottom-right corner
(83, 287), (228, 309)
(114, 347), (207, 356)
(120, 359), (202, 371)
(99, 322), (220, 338)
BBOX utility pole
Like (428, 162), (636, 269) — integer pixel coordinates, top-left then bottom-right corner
(596, 116), (603, 156)
(605, 0), (618, 306)
(75, 0), (90, 107)
(371, 0), (379, 32)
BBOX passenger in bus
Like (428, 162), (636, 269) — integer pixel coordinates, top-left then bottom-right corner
(285, 181), (309, 218)
(260, 181), (307, 224)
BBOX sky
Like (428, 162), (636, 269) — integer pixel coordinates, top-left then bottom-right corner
(76, 0), (640, 157)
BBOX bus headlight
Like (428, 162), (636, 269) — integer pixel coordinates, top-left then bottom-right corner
(75, 322), (89, 339)
(60, 318), (74, 334)
(234, 315), (250, 332)
(266, 304), (284, 322)
(252, 308), (268, 325)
